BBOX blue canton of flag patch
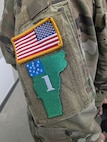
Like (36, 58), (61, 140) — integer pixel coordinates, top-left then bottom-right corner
(35, 21), (56, 41)
(26, 60), (45, 77)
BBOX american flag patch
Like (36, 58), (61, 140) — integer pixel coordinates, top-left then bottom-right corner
(11, 17), (63, 64)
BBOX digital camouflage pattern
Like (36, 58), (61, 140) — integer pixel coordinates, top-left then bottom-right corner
(0, 0), (107, 142)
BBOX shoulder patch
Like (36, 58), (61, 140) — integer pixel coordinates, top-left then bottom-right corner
(11, 17), (63, 64)
(26, 50), (67, 118)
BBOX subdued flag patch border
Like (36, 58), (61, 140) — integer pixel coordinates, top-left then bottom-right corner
(11, 17), (63, 64)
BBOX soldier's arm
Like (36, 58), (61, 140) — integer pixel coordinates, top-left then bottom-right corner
(0, 0), (16, 68)
(94, 0), (107, 108)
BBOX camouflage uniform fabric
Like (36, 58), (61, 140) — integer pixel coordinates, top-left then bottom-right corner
(0, 0), (107, 142)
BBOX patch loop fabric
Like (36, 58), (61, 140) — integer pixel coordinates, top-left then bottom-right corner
(26, 50), (67, 118)
(11, 17), (63, 64)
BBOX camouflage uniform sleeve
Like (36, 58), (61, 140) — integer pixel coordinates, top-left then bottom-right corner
(0, 0), (16, 68)
(94, 0), (107, 108)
